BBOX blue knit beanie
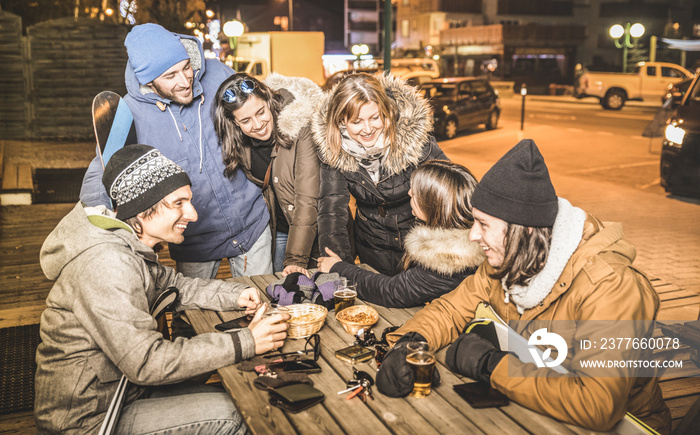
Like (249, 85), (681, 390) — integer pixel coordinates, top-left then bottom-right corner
(124, 23), (190, 85)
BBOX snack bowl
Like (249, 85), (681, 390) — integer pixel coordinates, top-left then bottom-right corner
(285, 304), (328, 339)
(335, 305), (379, 336)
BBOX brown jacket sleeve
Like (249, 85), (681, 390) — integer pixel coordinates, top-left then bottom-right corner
(387, 264), (493, 349)
(284, 125), (320, 267)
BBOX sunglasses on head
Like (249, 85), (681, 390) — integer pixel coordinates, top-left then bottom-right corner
(222, 79), (256, 103)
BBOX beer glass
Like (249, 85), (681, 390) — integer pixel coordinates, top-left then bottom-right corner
(406, 341), (436, 398)
(333, 282), (357, 313)
(263, 303), (288, 321)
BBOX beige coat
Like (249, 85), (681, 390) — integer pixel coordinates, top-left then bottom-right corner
(390, 214), (671, 433)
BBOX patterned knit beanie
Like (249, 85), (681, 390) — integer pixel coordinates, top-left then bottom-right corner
(471, 139), (558, 227)
(102, 145), (191, 220)
(124, 23), (190, 85)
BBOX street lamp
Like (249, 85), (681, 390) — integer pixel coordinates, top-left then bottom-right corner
(223, 20), (245, 71)
(610, 22), (645, 72)
(351, 44), (369, 68)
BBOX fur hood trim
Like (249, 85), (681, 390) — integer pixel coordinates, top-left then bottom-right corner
(404, 226), (485, 275)
(312, 72), (433, 175)
(264, 73), (322, 142)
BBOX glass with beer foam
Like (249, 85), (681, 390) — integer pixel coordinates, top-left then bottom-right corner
(406, 341), (436, 398)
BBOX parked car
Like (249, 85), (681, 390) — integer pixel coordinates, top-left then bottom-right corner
(660, 72), (700, 197)
(419, 77), (501, 139)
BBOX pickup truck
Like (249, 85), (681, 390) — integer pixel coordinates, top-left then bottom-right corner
(575, 61), (692, 110)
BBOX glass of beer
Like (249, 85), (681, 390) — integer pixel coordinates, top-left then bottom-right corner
(263, 303), (288, 321)
(406, 341), (436, 398)
(333, 282), (357, 313)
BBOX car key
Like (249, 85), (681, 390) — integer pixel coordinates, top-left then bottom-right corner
(363, 379), (374, 401)
(346, 385), (364, 400)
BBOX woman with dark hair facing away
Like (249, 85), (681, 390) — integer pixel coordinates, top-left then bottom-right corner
(312, 72), (448, 276)
(214, 73), (321, 274)
(315, 160), (484, 308)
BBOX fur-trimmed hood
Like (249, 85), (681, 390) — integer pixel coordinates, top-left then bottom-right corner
(264, 73), (322, 142)
(404, 226), (485, 275)
(312, 72), (434, 175)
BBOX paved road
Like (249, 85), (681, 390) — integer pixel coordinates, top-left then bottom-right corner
(440, 95), (700, 315)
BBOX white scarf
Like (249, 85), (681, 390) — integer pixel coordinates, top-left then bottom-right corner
(340, 126), (387, 183)
(502, 198), (587, 314)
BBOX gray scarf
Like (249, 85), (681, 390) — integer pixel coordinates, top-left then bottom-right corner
(340, 126), (387, 183)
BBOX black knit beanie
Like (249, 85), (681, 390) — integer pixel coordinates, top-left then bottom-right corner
(102, 145), (191, 220)
(471, 139), (558, 227)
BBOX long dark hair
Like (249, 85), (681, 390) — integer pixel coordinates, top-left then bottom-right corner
(409, 160), (477, 230)
(490, 224), (552, 288)
(213, 73), (291, 178)
(402, 160), (478, 270)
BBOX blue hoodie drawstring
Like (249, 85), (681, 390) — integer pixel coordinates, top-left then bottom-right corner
(166, 106), (183, 142)
(198, 95), (204, 173)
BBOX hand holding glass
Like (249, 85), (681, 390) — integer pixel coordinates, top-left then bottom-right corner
(406, 341), (436, 398)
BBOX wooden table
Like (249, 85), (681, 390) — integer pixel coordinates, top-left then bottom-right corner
(187, 272), (616, 435)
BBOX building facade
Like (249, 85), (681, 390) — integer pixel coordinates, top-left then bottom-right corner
(394, 0), (699, 93)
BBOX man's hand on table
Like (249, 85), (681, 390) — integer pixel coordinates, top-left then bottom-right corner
(247, 303), (291, 354)
(281, 265), (311, 278)
(237, 287), (262, 315)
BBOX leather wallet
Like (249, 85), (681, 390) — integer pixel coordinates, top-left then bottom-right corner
(268, 383), (325, 413)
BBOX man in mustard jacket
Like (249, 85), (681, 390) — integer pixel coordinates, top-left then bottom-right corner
(376, 139), (671, 434)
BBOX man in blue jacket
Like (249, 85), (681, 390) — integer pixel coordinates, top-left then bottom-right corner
(80, 23), (272, 279)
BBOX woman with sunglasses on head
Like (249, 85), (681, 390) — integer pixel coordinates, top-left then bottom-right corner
(214, 73), (322, 274)
(312, 72), (448, 276)
(316, 160), (484, 308)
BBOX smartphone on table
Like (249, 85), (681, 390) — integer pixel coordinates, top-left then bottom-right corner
(215, 315), (253, 331)
(453, 382), (510, 408)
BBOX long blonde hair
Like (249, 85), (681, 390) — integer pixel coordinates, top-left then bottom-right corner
(324, 73), (397, 167)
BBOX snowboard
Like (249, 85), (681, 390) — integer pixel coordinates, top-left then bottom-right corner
(91, 91), (137, 169)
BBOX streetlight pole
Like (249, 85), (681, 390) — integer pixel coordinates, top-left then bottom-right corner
(383, 0), (392, 74)
(351, 44), (369, 69)
(520, 84), (527, 131)
(610, 23), (645, 73)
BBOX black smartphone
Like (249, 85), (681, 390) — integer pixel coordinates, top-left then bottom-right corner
(271, 359), (322, 374)
(215, 316), (253, 331)
(453, 382), (510, 408)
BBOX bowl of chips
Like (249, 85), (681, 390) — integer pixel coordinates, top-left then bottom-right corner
(335, 305), (379, 336)
(285, 304), (328, 339)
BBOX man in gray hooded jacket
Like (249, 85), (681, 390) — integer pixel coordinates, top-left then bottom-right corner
(36, 145), (290, 434)
(79, 23), (272, 279)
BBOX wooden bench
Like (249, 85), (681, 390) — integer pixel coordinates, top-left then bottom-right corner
(0, 162), (33, 205)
